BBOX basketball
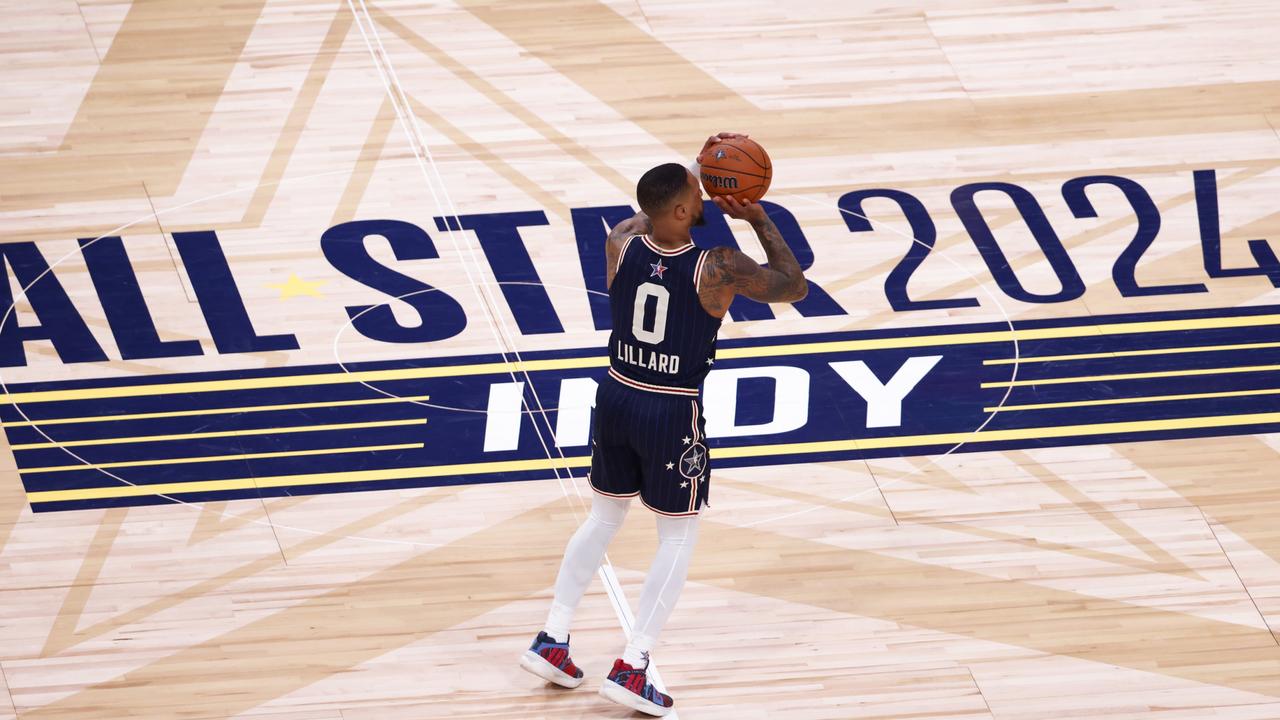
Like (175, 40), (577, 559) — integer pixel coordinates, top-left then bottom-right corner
(699, 137), (772, 202)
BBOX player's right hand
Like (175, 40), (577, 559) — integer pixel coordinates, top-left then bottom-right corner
(697, 132), (749, 164)
(713, 194), (767, 224)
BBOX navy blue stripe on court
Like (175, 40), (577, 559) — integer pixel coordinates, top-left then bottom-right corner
(6, 302), (1279, 512)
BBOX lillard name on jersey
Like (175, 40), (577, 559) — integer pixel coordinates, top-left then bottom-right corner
(607, 235), (721, 394)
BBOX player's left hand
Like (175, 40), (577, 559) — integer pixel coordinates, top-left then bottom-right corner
(697, 132), (749, 164)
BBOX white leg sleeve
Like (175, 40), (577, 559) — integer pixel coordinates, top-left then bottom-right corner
(544, 493), (631, 641)
(623, 513), (700, 665)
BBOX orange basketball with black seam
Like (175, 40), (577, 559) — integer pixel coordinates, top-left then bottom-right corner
(699, 137), (772, 202)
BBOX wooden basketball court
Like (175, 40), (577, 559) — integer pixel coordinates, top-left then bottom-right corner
(3, 1), (1280, 717)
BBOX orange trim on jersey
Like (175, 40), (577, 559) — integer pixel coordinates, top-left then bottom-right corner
(591, 484), (640, 499)
(641, 496), (701, 517)
(608, 368), (700, 397)
(641, 234), (696, 257)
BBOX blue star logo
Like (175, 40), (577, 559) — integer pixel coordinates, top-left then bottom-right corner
(649, 258), (668, 279)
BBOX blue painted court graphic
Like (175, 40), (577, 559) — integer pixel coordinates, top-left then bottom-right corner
(6, 303), (1280, 512)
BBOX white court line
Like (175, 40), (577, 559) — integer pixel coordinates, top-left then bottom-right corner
(341, 0), (680, 704)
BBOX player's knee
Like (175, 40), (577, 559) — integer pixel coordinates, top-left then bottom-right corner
(590, 511), (625, 531)
(656, 516), (700, 546)
(590, 494), (631, 529)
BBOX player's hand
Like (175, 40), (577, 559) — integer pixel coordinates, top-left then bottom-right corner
(713, 194), (767, 225)
(697, 131), (749, 164)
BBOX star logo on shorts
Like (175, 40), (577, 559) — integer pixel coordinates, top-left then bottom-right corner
(679, 443), (707, 479)
(649, 259), (668, 279)
(682, 436), (691, 445)
(665, 462), (674, 470)
(680, 481), (689, 488)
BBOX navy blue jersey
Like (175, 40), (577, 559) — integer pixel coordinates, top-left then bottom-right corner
(607, 234), (722, 394)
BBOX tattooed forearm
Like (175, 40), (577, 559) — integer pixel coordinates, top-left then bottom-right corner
(749, 215), (807, 301)
(696, 215), (808, 315)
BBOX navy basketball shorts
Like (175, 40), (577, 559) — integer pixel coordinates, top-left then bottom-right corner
(588, 375), (710, 517)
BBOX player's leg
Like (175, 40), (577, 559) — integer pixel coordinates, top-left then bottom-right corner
(522, 492), (630, 688)
(599, 396), (707, 716)
(599, 512), (697, 716)
(545, 491), (631, 639)
(626, 512), (699, 666)
(522, 377), (639, 688)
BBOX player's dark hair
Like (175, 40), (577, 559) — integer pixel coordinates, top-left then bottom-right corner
(636, 163), (691, 215)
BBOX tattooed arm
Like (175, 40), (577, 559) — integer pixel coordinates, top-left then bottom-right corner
(698, 195), (807, 317)
(604, 211), (651, 289)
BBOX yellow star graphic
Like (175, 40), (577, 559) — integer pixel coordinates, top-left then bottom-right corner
(266, 274), (327, 299)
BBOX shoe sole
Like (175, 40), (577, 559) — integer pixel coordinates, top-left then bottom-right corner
(519, 651), (584, 689)
(599, 678), (672, 717)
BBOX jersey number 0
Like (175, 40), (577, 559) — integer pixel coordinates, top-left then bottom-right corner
(631, 282), (670, 344)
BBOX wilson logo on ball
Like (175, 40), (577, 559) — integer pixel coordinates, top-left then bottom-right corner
(700, 172), (739, 189)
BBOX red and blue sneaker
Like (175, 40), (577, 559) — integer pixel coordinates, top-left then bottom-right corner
(519, 631), (584, 689)
(599, 656), (674, 717)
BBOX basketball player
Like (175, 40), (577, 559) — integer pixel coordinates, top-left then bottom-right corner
(520, 132), (807, 716)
